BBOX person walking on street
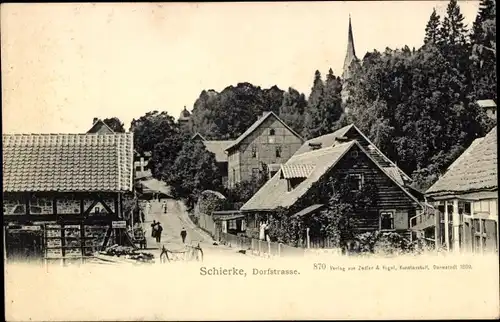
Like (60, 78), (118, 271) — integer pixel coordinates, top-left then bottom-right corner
(156, 223), (163, 244)
(180, 228), (187, 244)
(163, 200), (168, 214)
(151, 220), (158, 238)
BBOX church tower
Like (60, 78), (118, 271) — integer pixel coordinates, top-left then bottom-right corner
(341, 15), (358, 104)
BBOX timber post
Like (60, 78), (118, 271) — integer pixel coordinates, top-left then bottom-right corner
(444, 201), (450, 251)
(452, 199), (460, 253)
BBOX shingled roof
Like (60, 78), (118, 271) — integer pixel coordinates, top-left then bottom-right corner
(203, 140), (234, 163)
(241, 139), (422, 212)
(240, 141), (356, 211)
(294, 124), (412, 184)
(426, 127), (497, 196)
(3, 133), (134, 193)
(225, 111), (304, 152)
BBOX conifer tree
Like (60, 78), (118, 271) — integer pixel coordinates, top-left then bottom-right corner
(470, 0), (497, 100)
(424, 8), (441, 45)
(279, 87), (307, 135)
(322, 69), (343, 133)
(303, 70), (325, 139)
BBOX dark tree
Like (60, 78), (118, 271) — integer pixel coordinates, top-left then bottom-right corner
(103, 117), (126, 133)
(424, 8), (441, 45)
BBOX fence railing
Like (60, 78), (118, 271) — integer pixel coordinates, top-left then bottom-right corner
(219, 232), (308, 257)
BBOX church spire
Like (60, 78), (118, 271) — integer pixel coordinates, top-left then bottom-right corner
(342, 14), (357, 80)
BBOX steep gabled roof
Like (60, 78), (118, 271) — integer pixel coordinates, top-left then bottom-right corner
(225, 111), (304, 152)
(426, 127), (497, 196)
(3, 133), (134, 192)
(241, 141), (355, 211)
(87, 119), (115, 134)
(477, 99), (496, 108)
(240, 140), (421, 212)
(295, 124), (412, 183)
(191, 132), (207, 141)
(294, 124), (354, 155)
(203, 140), (234, 163)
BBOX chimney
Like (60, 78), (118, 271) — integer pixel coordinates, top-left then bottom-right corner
(309, 142), (322, 150)
(93, 117), (99, 124)
(335, 136), (350, 142)
(258, 111), (269, 120)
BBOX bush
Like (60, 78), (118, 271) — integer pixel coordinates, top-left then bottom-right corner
(356, 231), (413, 256)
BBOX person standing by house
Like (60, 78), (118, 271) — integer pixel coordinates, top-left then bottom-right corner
(162, 200), (168, 214)
(259, 222), (266, 240)
(264, 222), (270, 242)
(180, 228), (187, 244)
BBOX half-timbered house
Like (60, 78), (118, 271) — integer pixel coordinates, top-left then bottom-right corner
(3, 132), (134, 264)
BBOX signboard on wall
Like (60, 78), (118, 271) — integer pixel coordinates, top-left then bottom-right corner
(112, 221), (127, 229)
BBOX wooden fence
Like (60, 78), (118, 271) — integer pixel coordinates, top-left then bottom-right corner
(219, 232), (306, 257)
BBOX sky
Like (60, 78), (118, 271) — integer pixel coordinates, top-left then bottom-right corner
(1, 1), (481, 134)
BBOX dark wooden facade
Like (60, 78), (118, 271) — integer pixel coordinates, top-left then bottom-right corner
(242, 143), (420, 239)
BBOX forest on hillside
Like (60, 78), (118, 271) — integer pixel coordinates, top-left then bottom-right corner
(102, 0), (496, 208)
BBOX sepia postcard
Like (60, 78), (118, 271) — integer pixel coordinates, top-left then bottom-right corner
(2, 1), (499, 321)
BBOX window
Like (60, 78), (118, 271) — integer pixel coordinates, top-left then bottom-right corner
(232, 169), (236, 187)
(135, 166), (142, 172)
(380, 211), (395, 230)
(228, 220), (237, 230)
(275, 146), (282, 158)
(348, 174), (363, 191)
(268, 129), (276, 143)
(287, 177), (305, 191)
(251, 146), (257, 158)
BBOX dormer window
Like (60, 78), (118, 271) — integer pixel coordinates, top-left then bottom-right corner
(287, 177), (305, 191)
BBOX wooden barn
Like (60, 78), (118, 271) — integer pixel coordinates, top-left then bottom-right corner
(3, 132), (134, 264)
(240, 134), (424, 245)
(411, 126), (498, 254)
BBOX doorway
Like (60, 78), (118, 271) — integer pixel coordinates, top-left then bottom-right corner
(5, 226), (45, 263)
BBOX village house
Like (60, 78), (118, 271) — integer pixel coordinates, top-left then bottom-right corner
(225, 111), (304, 188)
(191, 132), (234, 188)
(3, 132), (134, 264)
(411, 126), (498, 254)
(237, 124), (424, 245)
(87, 118), (115, 134)
(477, 99), (497, 121)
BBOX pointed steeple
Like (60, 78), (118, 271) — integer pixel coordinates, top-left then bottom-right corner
(342, 14), (358, 80)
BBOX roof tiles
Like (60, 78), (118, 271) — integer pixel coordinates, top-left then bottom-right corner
(426, 127), (497, 195)
(3, 133), (134, 193)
